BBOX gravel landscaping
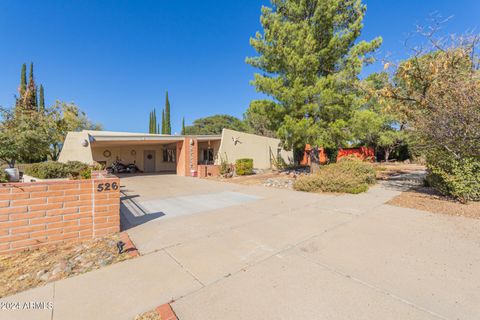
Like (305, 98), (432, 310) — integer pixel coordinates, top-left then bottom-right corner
(134, 310), (160, 320)
(0, 233), (134, 298)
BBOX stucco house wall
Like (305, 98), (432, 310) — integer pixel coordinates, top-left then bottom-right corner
(216, 129), (292, 169)
(58, 132), (94, 164)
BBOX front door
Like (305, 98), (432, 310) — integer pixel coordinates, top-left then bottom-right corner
(144, 150), (156, 173)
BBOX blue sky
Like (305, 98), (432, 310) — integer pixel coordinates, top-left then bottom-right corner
(0, 0), (479, 133)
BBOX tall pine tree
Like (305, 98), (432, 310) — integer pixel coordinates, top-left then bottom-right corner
(181, 117), (186, 135)
(247, 0), (381, 157)
(164, 91), (171, 134)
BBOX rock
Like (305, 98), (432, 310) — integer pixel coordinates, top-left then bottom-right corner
(36, 270), (47, 279)
(17, 274), (30, 281)
(39, 272), (51, 282)
(51, 266), (63, 276)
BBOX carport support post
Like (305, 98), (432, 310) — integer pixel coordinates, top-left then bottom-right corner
(176, 137), (198, 176)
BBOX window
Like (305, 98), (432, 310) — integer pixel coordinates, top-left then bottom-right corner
(201, 148), (214, 164)
(163, 149), (176, 163)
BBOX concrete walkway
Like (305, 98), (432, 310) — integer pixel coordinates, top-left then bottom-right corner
(2, 175), (479, 320)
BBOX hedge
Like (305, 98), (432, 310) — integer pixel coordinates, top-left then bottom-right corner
(24, 161), (91, 180)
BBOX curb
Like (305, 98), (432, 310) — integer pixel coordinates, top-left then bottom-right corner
(155, 303), (178, 320)
(120, 232), (139, 257)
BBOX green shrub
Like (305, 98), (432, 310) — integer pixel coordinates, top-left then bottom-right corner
(426, 154), (480, 202)
(25, 161), (91, 179)
(235, 158), (254, 176)
(0, 171), (9, 183)
(219, 154), (231, 176)
(294, 157), (376, 194)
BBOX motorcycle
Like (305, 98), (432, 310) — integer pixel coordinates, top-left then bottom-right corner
(107, 160), (139, 174)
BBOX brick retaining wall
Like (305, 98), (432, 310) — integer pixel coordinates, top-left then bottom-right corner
(0, 171), (120, 254)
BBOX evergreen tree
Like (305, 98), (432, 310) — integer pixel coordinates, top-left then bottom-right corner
(38, 85), (45, 111)
(153, 109), (157, 133)
(181, 117), (186, 135)
(161, 109), (166, 134)
(24, 63), (37, 110)
(165, 91), (171, 134)
(247, 0), (382, 157)
(20, 64), (27, 97)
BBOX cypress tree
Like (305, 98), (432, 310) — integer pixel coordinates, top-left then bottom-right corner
(24, 63), (38, 110)
(39, 84), (45, 111)
(149, 111), (154, 133)
(153, 109), (157, 134)
(181, 117), (186, 135)
(161, 109), (166, 134)
(165, 91), (171, 134)
(20, 64), (27, 97)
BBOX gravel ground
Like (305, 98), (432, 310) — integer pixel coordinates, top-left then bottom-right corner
(0, 233), (133, 298)
(134, 310), (160, 320)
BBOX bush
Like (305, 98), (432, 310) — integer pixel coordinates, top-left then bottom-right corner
(235, 158), (254, 176)
(426, 154), (480, 202)
(25, 161), (91, 179)
(294, 157), (376, 194)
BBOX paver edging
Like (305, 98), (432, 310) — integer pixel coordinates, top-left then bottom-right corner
(155, 303), (178, 320)
(120, 231), (139, 257)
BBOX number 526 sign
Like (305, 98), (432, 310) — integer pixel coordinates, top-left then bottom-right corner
(97, 182), (119, 192)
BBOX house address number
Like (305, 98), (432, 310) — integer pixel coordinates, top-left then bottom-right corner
(97, 182), (119, 192)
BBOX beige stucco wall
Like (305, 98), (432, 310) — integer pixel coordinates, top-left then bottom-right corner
(58, 132), (94, 164)
(217, 129), (293, 169)
(91, 144), (177, 172)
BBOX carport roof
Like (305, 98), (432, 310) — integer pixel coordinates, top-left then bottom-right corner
(85, 130), (221, 144)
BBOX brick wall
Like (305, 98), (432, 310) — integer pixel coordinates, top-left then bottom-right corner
(197, 165), (220, 178)
(0, 172), (120, 254)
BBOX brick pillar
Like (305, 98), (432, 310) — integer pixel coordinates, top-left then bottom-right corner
(176, 137), (198, 176)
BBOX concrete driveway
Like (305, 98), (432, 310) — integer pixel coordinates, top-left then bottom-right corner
(2, 174), (479, 320)
(123, 174), (480, 320)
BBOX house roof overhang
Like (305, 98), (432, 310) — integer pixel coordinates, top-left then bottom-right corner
(84, 130), (221, 147)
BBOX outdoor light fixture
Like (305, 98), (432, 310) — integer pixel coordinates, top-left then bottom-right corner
(81, 139), (89, 147)
(190, 138), (195, 145)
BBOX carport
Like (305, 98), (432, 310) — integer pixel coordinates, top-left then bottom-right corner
(58, 130), (221, 176)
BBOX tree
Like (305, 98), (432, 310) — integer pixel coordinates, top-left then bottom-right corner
(38, 84), (45, 111)
(244, 100), (279, 138)
(380, 22), (480, 200)
(247, 0), (381, 159)
(19, 64), (27, 97)
(181, 117), (186, 135)
(24, 63), (37, 111)
(164, 91), (171, 134)
(149, 109), (160, 134)
(47, 101), (102, 160)
(184, 115), (249, 135)
(350, 72), (407, 161)
(161, 109), (165, 134)
(0, 108), (50, 166)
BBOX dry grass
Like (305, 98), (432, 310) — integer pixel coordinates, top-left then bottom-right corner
(388, 187), (480, 219)
(0, 234), (133, 298)
(207, 171), (283, 186)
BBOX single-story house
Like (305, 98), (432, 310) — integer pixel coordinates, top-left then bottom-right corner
(58, 128), (292, 176)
